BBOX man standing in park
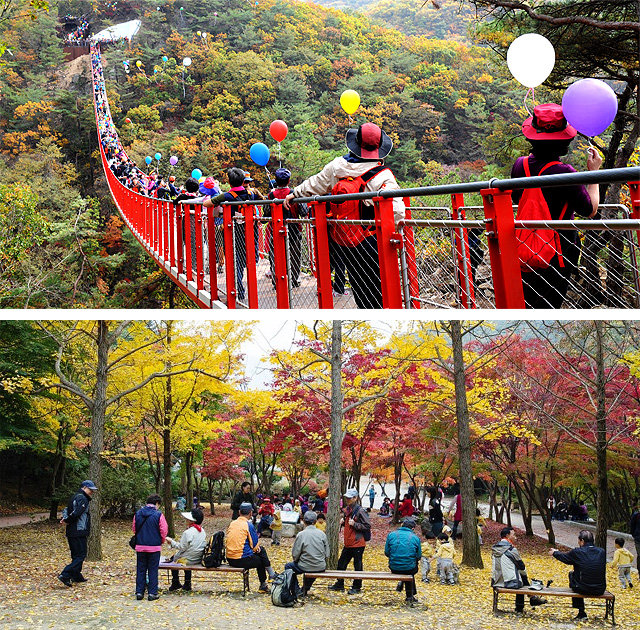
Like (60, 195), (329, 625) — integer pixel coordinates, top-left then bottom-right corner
(285, 510), (330, 595)
(231, 481), (255, 520)
(58, 480), (97, 587)
(329, 488), (371, 595)
(385, 517), (421, 604)
(492, 527), (547, 613)
(550, 530), (606, 620)
(630, 500), (640, 573)
(226, 502), (277, 593)
(368, 486), (375, 510)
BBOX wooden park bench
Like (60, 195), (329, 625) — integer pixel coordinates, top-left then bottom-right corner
(301, 570), (415, 598)
(492, 586), (616, 625)
(159, 562), (250, 596)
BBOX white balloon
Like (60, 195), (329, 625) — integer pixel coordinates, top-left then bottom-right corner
(182, 57), (192, 67)
(507, 33), (555, 88)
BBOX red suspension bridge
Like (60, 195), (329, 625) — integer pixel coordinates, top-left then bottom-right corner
(91, 43), (640, 310)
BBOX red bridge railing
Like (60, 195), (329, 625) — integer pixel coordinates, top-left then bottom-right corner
(91, 43), (640, 310)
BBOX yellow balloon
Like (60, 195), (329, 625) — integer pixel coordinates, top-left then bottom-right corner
(136, 60), (142, 68)
(340, 89), (360, 115)
(197, 30), (202, 36)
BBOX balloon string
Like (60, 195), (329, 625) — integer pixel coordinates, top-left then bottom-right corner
(265, 166), (274, 189)
(524, 88), (533, 116)
(278, 141), (281, 168)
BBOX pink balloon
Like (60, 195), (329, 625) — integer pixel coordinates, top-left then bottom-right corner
(269, 119), (288, 143)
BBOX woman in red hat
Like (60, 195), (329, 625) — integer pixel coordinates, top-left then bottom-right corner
(512, 103), (602, 308)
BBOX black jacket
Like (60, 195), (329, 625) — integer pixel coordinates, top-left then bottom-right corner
(553, 543), (606, 595)
(64, 489), (91, 539)
(630, 509), (640, 542)
(230, 490), (255, 520)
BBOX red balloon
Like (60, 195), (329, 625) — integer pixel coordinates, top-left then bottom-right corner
(269, 119), (288, 143)
(125, 118), (132, 123)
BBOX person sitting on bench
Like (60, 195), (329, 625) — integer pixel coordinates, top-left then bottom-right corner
(550, 529), (606, 620)
(284, 510), (330, 595)
(226, 502), (277, 593)
(165, 508), (207, 592)
(492, 527), (547, 613)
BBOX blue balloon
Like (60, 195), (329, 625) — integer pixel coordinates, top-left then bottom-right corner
(191, 168), (202, 179)
(145, 156), (152, 165)
(162, 55), (168, 62)
(250, 142), (270, 167)
(155, 152), (162, 160)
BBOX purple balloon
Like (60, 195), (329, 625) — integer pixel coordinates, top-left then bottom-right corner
(169, 155), (178, 166)
(562, 79), (618, 137)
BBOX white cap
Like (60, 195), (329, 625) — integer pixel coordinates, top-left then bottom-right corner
(344, 488), (359, 499)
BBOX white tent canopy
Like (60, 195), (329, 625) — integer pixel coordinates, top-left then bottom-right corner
(92, 19), (141, 43)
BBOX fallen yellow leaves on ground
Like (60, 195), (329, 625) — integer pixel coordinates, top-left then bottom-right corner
(0, 512), (637, 630)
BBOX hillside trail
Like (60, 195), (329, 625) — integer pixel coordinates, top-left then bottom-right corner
(0, 513), (49, 528)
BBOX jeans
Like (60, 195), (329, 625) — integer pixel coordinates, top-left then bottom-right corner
(335, 546), (365, 589)
(60, 536), (87, 581)
(136, 551), (160, 596)
(420, 556), (431, 580)
(228, 547), (272, 584)
(284, 561), (321, 593)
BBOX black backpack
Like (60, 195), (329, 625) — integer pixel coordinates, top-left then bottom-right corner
(351, 504), (371, 542)
(202, 530), (226, 568)
(271, 568), (298, 607)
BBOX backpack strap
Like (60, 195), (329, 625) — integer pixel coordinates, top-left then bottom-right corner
(358, 164), (390, 229)
(523, 158), (567, 268)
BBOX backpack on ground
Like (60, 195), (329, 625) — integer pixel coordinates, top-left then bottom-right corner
(515, 157), (568, 271)
(202, 530), (225, 568)
(271, 568), (298, 607)
(329, 165), (388, 247)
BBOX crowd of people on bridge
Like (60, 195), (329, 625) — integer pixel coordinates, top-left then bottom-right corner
(57, 479), (637, 619)
(62, 16), (90, 47)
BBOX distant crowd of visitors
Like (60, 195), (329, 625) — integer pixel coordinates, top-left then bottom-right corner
(63, 16), (90, 47)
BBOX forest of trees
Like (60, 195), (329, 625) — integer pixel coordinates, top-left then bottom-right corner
(0, 0), (636, 308)
(1, 320), (639, 561)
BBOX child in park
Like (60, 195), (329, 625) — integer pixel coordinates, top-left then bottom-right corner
(316, 512), (327, 532)
(271, 507), (282, 546)
(421, 534), (436, 583)
(609, 537), (634, 588)
(476, 508), (486, 545)
(435, 532), (456, 585)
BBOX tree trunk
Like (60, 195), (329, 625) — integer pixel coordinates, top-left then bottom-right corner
(163, 429), (174, 537)
(450, 321), (483, 568)
(87, 320), (108, 561)
(207, 478), (215, 515)
(594, 321), (609, 550)
(163, 328), (175, 538)
(327, 321), (344, 570)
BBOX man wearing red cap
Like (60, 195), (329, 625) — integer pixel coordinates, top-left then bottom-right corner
(512, 103), (602, 308)
(284, 122), (405, 309)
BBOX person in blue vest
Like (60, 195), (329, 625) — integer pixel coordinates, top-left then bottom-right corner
(132, 494), (168, 601)
(58, 480), (97, 587)
(204, 168), (258, 301)
(385, 517), (422, 604)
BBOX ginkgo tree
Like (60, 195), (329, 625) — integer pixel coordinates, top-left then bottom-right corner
(120, 320), (252, 536)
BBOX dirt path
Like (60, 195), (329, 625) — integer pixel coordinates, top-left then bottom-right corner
(0, 512), (49, 528)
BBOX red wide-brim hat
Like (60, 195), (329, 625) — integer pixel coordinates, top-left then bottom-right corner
(522, 103), (577, 141)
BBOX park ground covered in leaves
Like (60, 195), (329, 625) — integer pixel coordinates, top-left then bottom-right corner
(1, 508), (638, 630)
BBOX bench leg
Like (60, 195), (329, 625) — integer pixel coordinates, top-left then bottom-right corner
(302, 575), (307, 598)
(492, 589), (499, 615)
(242, 570), (249, 597)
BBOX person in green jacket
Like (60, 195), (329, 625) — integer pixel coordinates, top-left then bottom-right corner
(385, 517), (422, 604)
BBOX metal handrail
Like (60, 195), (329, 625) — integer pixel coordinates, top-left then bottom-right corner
(173, 168), (638, 207)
